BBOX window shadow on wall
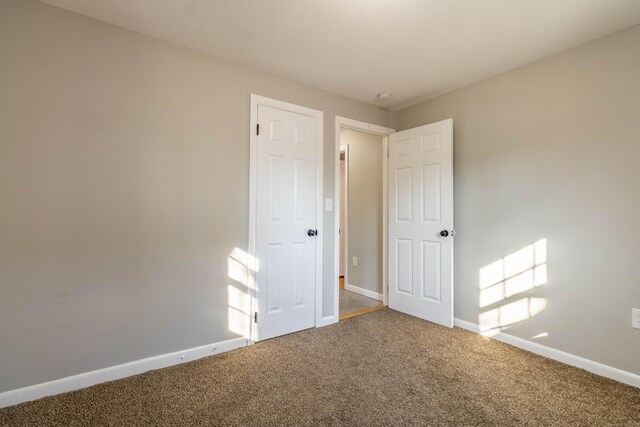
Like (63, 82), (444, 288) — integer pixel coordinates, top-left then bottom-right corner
(478, 239), (548, 337)
(227, 248), (258, 339)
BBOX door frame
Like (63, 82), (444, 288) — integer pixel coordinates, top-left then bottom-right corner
(339, 144), (348, 286)
(333, 117), (395, 319)
(249, 94), (324, 342)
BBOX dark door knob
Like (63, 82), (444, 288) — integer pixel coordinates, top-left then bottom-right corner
(307, 229), (317, 237)
(440, 230), (449, 237)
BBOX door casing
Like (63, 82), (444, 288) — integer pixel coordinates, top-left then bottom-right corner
(333, 117), (396, 320)
(339, 144), (348, 284)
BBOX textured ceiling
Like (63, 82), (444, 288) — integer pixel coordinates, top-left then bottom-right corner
(38, 0), (640, 110)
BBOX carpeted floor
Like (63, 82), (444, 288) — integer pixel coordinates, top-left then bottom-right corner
(1, 309), (639, 426)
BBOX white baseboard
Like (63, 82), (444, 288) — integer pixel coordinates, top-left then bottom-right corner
(0, 337), (247, 409)
(454, 318), (640, 389)
(345, 283), (383, 301)
(318, 315), (338, 327)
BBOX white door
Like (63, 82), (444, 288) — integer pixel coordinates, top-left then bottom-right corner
(255, 104), (318, 341)
(388, 119), (454, 327)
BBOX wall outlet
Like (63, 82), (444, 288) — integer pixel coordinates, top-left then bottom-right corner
(352, 256), (358, 267)
(325, 198), (333, 211)
(633, 308), (640, 330)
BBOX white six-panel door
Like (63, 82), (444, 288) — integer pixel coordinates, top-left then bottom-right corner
(388, 119), (454, 327)
(255, 104), (318, 340)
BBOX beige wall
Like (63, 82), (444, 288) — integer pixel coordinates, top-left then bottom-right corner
(0, 0), (395, 392)
(397, 25), (640, 375)
(341, 129), (384, 296)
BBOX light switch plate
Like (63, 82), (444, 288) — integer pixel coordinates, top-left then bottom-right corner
(633, 308), (640, 329)
(325, 198), (333, 211)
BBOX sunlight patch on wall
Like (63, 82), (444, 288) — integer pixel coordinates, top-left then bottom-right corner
(478, 239), (548, 336)
(230, 248), (260, 274)
(479, 297), (547, 335)
(228, 284), (251, 338)
(479, 239), (547, 308)
(227, 248), (257, 339)
(228, 247), (259, 290)
(531, 332), (549, 339)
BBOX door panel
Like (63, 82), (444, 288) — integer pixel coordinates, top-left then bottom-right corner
(388, 119), (453, 327)
(396, 167), (413, 221)
(422, 241), (441, 301)
(422, 163), (441, 222)
(256, 105), (317, 340)
(397, 239), (413, 295)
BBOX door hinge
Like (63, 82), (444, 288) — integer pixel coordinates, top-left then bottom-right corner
(256, 124), (260, 135)
(254, 312), (258, 323)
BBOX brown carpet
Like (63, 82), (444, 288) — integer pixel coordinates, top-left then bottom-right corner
(1, 309), (639, 426)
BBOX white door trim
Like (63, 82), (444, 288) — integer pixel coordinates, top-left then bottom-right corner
(339, 144), (349, 294)
(334, 117), (395, 319)
(249, 94), (323, 341)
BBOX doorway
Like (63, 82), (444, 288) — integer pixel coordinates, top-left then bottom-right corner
(333, 117), (455, 327)
(335, 118), (395, 320)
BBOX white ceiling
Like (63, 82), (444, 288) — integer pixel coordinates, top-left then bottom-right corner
(39, 0), (640, 110)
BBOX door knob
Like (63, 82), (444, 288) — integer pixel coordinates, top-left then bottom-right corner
(307, 229), (318, 237)
(439, 230), (449, 237)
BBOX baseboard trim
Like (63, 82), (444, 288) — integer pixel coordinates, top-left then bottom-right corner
(0, 337), (247, 409)
(318, 315), (338, 327)
(454, 318), (640, 389)
(345, 283), (383, 301)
